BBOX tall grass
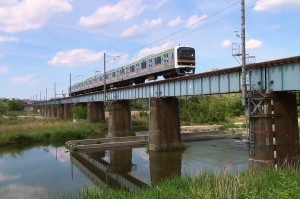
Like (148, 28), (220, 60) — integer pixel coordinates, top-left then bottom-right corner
(52, 168), (300, 199)
(0, 118), (107, 146)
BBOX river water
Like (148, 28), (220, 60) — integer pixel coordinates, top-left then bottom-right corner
(0, 139), (248, 198)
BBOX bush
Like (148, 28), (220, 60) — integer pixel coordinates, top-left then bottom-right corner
(72, 105), (87, 120)
(179, 94), (243, 125)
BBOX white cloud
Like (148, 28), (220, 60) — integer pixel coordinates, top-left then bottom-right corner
(79, 0), (145, 29)
(267, 24), (280, 30)
(0, 184), (47, 199)
(185, 14), (207, 28)
(255, 0), (300, 12)
(0, 36), (18, 43)
(121, 18), (162, 38)
(0, 66), (8, 74)
(246, 39), (263, 49)
(10, 74), (35, 85)
(0, 172), (20, 181)
(132, 42), (174, 61)
(221, 40), (231, 48)
(0, 0), (72, 33)
(168, 16), (183, 27)
(50, 148), (69, 163)
(49, 49), (103, 66)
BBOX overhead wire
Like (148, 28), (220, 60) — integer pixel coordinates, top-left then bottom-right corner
(38, 1), (259, 98)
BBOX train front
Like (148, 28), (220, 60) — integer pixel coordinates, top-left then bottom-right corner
(174, 46), (195, 75)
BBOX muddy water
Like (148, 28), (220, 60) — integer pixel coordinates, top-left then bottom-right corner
(0, 139), (248, 198)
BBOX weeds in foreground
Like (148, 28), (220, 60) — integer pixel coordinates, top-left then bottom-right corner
(51, 168), (300, 199)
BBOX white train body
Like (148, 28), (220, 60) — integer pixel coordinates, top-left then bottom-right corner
(70, 46), (195, 96)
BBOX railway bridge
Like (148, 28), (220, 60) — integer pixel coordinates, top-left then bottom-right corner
(35, 55), (300, 168)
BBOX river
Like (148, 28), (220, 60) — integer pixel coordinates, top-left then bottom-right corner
(0, 138), (248, 198)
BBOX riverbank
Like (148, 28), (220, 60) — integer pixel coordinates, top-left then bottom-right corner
(54, 168), (300, 199)
(0, 117), (107, 146)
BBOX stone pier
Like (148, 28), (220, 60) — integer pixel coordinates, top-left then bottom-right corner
(87, 102), (105, 123)
(149, 97), (181, 151)
(108, 100), (131, 137)
(249, 92), (300, 168)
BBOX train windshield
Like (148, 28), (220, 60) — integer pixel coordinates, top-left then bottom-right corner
(177, 47), (195, 60)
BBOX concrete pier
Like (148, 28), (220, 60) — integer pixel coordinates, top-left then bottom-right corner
(64, 104), (72, 119)
(87, 102), (105, 123)
(249, 92), (300, 168)
(108, 100), (131, 137)
(149, 97), (181, 151)
(51, 104), (57, 118)
(57, 104), (64, 118)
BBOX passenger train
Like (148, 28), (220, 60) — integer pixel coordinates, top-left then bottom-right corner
(70, 46), (196, 96)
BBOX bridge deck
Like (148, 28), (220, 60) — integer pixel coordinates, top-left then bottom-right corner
(37, 55), (300, 105)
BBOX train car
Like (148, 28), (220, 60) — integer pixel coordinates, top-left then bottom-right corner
(70, 45), (195, 96)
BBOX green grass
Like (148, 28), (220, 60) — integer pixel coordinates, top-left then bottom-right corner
(52, 168), (300, 199)
(0, 117), (108, 146)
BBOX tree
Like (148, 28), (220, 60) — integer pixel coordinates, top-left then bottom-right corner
(0, 102), (8, 115)
(7, 99), (25, 111)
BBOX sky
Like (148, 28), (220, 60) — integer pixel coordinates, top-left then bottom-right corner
(0, 0), (300, 100)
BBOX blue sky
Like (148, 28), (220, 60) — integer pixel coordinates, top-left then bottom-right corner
(0, 0), (299, 99)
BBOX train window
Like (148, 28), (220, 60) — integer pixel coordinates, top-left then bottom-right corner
(141, 61), (147, 69)
(130, 65), (135, 72)
(112, 72), (116, 77)
(100, 76), (102, 81)
(126, 67), (130, 73)
(155, 56), (161, 65)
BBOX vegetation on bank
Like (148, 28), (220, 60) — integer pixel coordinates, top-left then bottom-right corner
(0, 117), (107, 146)
(53, 168), (300, 199)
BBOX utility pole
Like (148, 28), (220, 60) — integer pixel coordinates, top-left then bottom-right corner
(241, 0), (247, 108)
(104, 53), (106, 107)
(69, 73), (71, 97)
(54, 83), (56, 99)
(46, 88), (48, 101)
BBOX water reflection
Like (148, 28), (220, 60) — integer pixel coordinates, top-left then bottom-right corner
(71, 149), (147, 191)
(149, 150), (182, 184)
(71, 139), (249, 191)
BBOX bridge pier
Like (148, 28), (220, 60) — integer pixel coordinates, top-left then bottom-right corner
(87, 102), (105, 123)
(51, 104), (57, 117)
(249, 91), (300, 169)
(57, 104), (64, 118)
(108, 100), (131, 137)
(149, 97), (181, 151)
(63, 104), (72, 119)
(44, 105), (50, 117)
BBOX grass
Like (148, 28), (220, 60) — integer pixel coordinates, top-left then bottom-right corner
(0, 117), (107, 146)
(51, 168), (300, 199)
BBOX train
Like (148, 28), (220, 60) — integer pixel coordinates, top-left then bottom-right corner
(70, 45), (196, 96)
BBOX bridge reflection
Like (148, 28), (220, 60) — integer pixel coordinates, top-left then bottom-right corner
(71, 147), (183, 191)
